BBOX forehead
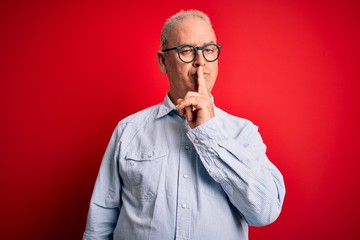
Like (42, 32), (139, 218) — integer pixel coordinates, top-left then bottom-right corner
(168, 17), (216, 46)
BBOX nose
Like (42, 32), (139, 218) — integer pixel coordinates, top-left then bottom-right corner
(193, 49), (206, 67)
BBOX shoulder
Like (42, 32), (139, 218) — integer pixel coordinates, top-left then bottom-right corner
(112, 103), (162, 137)
(121, 103), (161, 125)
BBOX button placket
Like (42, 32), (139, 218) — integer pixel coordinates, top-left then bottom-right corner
(175, 134), (192, 240)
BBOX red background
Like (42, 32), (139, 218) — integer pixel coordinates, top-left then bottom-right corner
(1, 0), (359, 239)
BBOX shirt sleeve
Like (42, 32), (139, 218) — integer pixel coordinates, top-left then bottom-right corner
(187, 117), (285, 226)
(83, 127), (122, 240)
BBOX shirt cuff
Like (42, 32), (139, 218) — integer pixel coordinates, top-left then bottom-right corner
(186, 117), (227, 182)
(187, 117), (228, 144)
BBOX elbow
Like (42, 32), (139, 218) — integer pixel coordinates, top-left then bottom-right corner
(246, 188), (286, 227)
(247, 202), (283, 227)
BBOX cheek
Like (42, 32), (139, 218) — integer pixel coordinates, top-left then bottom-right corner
(209, 64), (218, 81)
(212, 67), (218, 79)
(175, 65), (192, 81)
(213, 62), (219, 74)
(168, 66), (191, 89)
(168, 58), (190, 76)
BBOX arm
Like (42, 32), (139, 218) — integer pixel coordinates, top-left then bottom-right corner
(83, 128), (122, 239)
(176, 67), (285, 226)
(187, 118), (285, 226)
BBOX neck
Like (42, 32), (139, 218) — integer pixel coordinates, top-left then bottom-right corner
(168, 92), (179, 106)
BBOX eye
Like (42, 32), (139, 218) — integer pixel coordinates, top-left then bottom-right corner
(204, 46), (216, 53)
(180, 47), (194, 55)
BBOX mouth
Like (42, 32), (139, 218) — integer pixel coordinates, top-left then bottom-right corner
(191, 72), (209, 79)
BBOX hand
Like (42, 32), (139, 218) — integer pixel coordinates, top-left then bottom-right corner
(176, 66), (215, 128)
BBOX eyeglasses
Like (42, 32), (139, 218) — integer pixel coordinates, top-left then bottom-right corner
(162, 43), (222, 63)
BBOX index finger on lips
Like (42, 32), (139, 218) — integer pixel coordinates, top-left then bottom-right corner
(197, 66), (208, 96)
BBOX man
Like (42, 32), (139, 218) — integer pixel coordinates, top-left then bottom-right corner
(83, 10), (285, 240)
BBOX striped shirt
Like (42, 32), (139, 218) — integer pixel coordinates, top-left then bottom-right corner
(83, 94), (285, 240)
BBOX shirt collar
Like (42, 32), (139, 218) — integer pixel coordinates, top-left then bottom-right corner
(156, 93), (177, 119)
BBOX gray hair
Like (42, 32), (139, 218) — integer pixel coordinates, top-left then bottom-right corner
(160, 10), (212, 50)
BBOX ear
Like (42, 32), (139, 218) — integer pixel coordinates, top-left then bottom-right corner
(157, 51), (167, 74)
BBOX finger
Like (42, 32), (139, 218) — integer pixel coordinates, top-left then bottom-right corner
(176, 96), (193, 109)
(185, 106), (193, 123)
(176, 98), (183, 104)
(177, 98), (193, 117)
(197, 66), (208, 96)
(176, 98), (184, 115)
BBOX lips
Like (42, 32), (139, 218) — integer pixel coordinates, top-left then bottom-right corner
(191, 72), (209, 78)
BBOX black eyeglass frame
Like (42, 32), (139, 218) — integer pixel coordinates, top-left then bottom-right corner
(162, 43), (222, 63)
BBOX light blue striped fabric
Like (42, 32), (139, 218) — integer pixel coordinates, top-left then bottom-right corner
(83, 94), (285, 240)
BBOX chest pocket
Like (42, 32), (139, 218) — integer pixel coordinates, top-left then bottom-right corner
(125, 149), (167, 200)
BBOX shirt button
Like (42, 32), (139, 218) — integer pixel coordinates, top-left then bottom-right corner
(183, 174), (189, 179)
(148, 153), (153, 158)
(184, 145), (190, 150)
(181, 203), (187, 209)
(209, 167), (215, 173)
(194, 139), (199, 144)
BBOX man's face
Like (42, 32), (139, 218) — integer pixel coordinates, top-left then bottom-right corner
(159, 17), (218, 103)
